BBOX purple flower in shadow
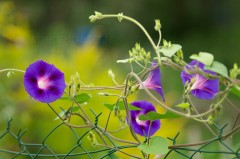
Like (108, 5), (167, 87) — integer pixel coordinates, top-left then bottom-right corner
(139, 62), (165, 101)
(24, 60), (66, 103)
(181, 60), (219, 100)
(128, 101), (161, 136)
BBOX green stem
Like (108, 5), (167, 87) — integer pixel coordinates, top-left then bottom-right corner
(156, 30), (162, 47)
(100, 14), (157, 50)
(98, 126), (139, 145)
(104, 111), (112, 132)
(0, 68), (25, 73)
(123, 73), (141, 144)
(169, 124), (240, 149)
(80, 86), (124, 91)
(176, 147), (238, 155)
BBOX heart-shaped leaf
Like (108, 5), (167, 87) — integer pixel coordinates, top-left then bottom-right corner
(103, 101), (141, 111)
(190, 52), (214, 66)
(157, 44), (182, 58)
(138, 136), (168, 155)
(138, 111), (181, 121)
(60, 93), (91, 104)
(204, 61), (228, 77)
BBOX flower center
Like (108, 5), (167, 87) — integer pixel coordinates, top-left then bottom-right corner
(37, 77), (49, 89)
(136, 115), (147, 126)
(191, 74), (207, 90)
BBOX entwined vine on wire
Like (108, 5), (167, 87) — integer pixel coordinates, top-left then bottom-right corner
(0, 11), (240, 159)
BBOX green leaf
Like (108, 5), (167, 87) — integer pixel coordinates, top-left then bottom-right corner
(103, 103), (116, 111)
(103, 101), (141, 111)
(60, 93), (92, 104)
(70, 106), (80, 112)
(230, 86), (240, 97)
(138, 136), (168, 155)
(138, 114), (150, 121)
(176, 102), (190, 109)
(190, 52), (214, 66)
(75, 93), (91, 103)
(138, 111), (181, 121)
(157, 44), (182, 58)
(204, 61), (228, 77)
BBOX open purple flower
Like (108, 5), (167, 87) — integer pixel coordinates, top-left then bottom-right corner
(24, 60), (66, 103)
(181, 60), (219, 100)
(128, 101), (161, 136)
(139, 61), (165, 101)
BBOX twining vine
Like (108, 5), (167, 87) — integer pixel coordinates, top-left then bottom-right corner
(0, 11), (240, 158)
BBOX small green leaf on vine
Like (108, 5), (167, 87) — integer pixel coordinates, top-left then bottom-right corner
(157, 40), (182, 58)
(138, 111), (181, 121)
(190, 52), (214, 66)
(103, 101), (141, 111)
(138, 136), (168, 155)
(204, 61), (228, 77)
(176, 102), (190, 109)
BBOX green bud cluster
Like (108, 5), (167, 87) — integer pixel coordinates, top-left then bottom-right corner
(154, 19), (161, 31)
(114, 106), (126, 126)
(129, 43), (151, 63)
(173, 49), (184, 65)
(68, 72), (81, 97)
(230, 63), (240, 79)
(163, 39), (172, 47)
(89, 11), (103, 22)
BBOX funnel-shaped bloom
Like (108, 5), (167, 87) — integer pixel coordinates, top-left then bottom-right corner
(139, 62), (165, 101)
(181, 60), (219, 100)
(24, 60), (66, 103)
(128, 101), (161, 136)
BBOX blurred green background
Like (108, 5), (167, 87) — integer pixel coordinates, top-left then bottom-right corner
(0, 0), (239, 158)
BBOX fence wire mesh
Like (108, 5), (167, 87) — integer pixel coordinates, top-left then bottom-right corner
(0, 115), (239, 159)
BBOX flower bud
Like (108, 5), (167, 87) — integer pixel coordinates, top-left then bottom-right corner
(154, 19), (161, 31)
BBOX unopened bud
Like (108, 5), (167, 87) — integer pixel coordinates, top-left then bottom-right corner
(207, 115), (214, 125)
(117, 13), (123, 22)
(89, 11), (103, 22)
(130, 85), (140, 93)
(154, 19), (161, 31)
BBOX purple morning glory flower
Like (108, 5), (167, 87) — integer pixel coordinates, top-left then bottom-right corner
(181, 60), (219, 100)
(24, 60), (66, 103)
(139, 61), (165, 101)
(128, 101), (161, 136)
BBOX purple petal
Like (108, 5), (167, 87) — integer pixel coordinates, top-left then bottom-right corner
(181, 60), (219, 100)
(191, 77), (219, 100)
(180, 71), (194, 85)
(24, 60), (66, 103)
(128, 101), (161, 136)
(140, 61), (165, 101)
(185, 60), (216, 75)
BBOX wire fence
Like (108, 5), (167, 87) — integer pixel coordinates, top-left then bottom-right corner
(0, 115), (239, 159)
(0, 116), (133, 159)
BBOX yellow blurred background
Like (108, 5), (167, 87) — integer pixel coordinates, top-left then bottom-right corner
(0, 1), (239, 159)
(0, 2), (186, 158)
